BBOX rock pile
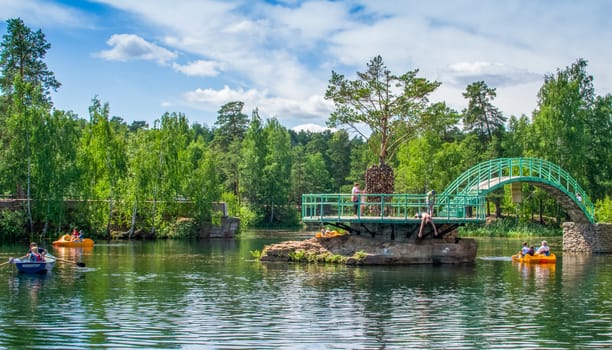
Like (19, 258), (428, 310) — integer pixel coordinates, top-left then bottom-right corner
(260, 234), (477, 265)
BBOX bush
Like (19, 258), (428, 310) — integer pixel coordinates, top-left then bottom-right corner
(156, 218), (197, 239)
(595, 196), (612, 223)
(460, 217), (561, 237)
(0, 210), (26, 242)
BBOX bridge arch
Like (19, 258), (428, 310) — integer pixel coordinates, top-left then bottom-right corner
(440, 158), (595, 223)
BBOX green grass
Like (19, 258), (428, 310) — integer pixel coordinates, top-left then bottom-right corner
(460, 218), (562, 237)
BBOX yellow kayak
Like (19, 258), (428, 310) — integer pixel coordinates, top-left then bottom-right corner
(511, 253), (556, 264)
(52, 234), (95, 247)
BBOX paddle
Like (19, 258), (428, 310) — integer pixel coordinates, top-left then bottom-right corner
(1, 255), (27, 267)
(54, 256), (86, 267)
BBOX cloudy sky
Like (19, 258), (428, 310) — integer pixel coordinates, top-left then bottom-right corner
(1, 0), (610, 132)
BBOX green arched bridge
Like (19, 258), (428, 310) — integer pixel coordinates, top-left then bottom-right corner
(302, 157), (595, 225)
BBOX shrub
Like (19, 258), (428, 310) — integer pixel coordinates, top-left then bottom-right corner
(0, 210), (26, 241)
(595, 196), (612, 223)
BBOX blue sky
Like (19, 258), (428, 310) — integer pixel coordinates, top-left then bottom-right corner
(1, 0), (611, 132)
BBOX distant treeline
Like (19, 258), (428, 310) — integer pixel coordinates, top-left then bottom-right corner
(0, 18), (611, 242)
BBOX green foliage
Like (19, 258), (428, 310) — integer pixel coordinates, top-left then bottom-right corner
(531, 58), (612, 202)
(156, 218), (197, 239)
(221, 192), (240, 217)
(325, 55), (441, 165)
(250, 249), (262, 259)
(460, 218), (561, 237)
(0, 18), (60, 103)
(238, 205), (260, 230)
(324, 253), (347, 264)
(288, 249), (347, 264)
(1, 18), (610, 240)
(595, 196), (612, 223)
(462, 81), (507, 143)
(0, 209), (25, 241)
(214, 101), (249, 149)
(352, 251), (367, 261)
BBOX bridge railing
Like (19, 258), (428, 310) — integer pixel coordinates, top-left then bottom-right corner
(441, 157), (595, 223)
(301, 193), (486, 223)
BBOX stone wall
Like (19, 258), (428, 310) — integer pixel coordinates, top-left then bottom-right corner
(563, 222), (612, 253)
(198, 217), (240, 238)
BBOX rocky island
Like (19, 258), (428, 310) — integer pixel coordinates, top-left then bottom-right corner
(260, 232), (478, 265)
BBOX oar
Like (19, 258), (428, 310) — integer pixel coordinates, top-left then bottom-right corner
(54, 256), (86, 267)
(1, 255), (26, 267)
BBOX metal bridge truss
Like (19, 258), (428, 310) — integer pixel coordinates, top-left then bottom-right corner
(301, 158), (595, 225)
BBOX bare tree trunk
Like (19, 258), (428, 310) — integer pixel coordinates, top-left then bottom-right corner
(26, 148), (33, 233)
(269, 201), (275, 224)
(539, 198), (544, 224)
(129, 200), (138, 239)
(106, 195), (113, 238)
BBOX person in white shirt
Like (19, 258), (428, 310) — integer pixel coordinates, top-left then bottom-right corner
(351, 183), (361, 215)
(535, 240), (550, 256)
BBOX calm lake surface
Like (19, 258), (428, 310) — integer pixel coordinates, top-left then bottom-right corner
(1, 230), (611, 349)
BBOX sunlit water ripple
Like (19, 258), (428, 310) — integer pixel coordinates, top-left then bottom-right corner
(1, 235), (611, 349)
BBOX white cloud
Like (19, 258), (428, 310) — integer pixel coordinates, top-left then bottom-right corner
(0, 0), (86, 28)
(441, 61), (542, 88)
(96, 34), (177, 64)
(183, 85), (333, 127)
(291, 123), (330, 133)
(172, 60), (223, 77)
(11, 0), (611, 127)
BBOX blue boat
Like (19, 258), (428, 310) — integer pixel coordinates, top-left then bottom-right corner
(10, 254), (56, 274)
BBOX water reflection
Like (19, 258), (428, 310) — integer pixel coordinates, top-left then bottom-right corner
(0, 235), (611, 348)
(513, 262), (556, 287)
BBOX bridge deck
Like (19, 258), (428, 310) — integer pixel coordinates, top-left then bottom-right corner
(302, 214), (483, 225)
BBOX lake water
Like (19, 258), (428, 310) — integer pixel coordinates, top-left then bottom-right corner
(1, 230), (611, 349)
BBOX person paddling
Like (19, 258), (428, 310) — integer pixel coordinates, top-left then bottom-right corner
(535, 240), (550, 256)
(27, 242), (47, 262)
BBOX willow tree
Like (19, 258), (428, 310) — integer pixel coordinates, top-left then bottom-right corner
(4, 79), (47, 232)
(325, 55), (440, 193)
(79, 98), (128, 236)
(149, 112), (190, 236)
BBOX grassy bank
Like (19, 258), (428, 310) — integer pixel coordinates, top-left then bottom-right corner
(459, 218), (562, 237)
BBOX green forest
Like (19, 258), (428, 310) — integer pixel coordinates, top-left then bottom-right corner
(1, 18), (611, 242)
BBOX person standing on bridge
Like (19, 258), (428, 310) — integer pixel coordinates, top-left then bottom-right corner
(426, 190), (436, 216)
(352, 183), (361, 215)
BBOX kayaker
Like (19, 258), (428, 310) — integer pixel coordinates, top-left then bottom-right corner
(527, 246), (535, 255)
(27, 242), (47, 262)
(520, 242), (530, 256)
(71, 227), (82, 242)
(535, 241), (550, 256)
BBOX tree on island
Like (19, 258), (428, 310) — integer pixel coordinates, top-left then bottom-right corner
(325, 55), (440, 195)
